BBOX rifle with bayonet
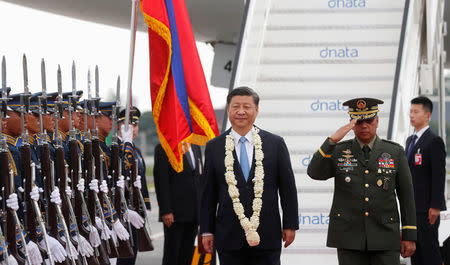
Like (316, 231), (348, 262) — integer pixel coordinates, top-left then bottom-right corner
(110, 76), (134, 257)
(83, 69), (111, 264)
(0, 56), (26, 265)
(55, 65), (85, 265)
(21, 54), (50, 262)
(92, 66), (119, 258)
(69, 62), (102, 265)
(41, 59), (70, 265)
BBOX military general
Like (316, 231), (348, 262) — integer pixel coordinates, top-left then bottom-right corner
(307, 98), (417, 265)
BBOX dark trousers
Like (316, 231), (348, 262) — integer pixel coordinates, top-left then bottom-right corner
(411, 213), (442, 265)
(337, 249), (399, 265)
(217, 247), (281, 265)
(163, 222), (197, 265)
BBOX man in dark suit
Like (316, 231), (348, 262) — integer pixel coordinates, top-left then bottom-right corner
(200, 87), (299, 265)
(407, 96), (446, 265)
(154, 141), (202, 265)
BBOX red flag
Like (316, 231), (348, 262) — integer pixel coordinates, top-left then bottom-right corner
(141, 0), (219, 172)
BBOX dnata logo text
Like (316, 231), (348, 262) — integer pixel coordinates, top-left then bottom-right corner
(320, 47), (359, 58)
(301, 155), (311, 167)
(311, 99), (348, 112)
(328, 0), (367, 8)
(299, 213), (330, 225)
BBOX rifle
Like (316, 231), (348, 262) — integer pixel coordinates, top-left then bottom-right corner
(130, 159), (154, 251)
(22, 54), (49, 262)
(92, 66), (120, 258)
(110, 76), (134, 257)
(68, 63), (102, 265)
(30, 163), (54, 265)
(1, 55), (29, 265)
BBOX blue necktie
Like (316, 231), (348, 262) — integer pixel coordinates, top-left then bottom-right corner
(407, 134), (418, 159)
(239, 136), (250, 182)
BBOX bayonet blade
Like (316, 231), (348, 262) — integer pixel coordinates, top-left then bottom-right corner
(1, 56), (6, 90)
(22, 54), (29, 94)
(72, 61), (76, 95)
(87, 69), (92, 100)
(95, 65), (99, 98)
(41, 59), (47, 96)
(57, 65), (62, 96)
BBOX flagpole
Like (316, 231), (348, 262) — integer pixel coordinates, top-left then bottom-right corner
(125, 0), (139, 129)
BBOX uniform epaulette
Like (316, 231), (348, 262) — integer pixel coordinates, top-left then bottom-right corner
(2, 134), (16, 146)
(381, 139), (401, 147)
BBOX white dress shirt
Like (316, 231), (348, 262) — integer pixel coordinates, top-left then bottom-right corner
(413, 125), (429, 142)
(187, 146), (195, 170)
(231, 128), (253, 168)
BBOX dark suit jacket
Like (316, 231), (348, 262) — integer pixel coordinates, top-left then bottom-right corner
(154, 143), (202, 223)
(406, 128), (447, 212)
(200, 128), (299, 251)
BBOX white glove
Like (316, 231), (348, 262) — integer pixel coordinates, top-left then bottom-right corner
(100, 180), (108, 194)
(30, 186), (40, 202)
(6, 193), (19, 211)
(133, 176), (142, 190)
(77, 179), (85, 192)
(95, 217), (110, 240)
(73, 235), (94, 258)
(109, 228), (118, 246)
(116, 176), (125, 189)
(124, 209), (144, 229)
(65, 187), (72, 199)
(61, 237), (77, 260)
(112, 220), (129, 241)
(26, 240), (44, 265)
(89, 179), (99, 194)
(41, 235), (67, 263)
(50, 188), (62, 206)
(120, 125), (133, 143)
(88, 225), (101, 248)
(0, 255), (18, 265)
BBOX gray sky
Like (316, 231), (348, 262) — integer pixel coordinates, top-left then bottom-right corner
(0, 1), (228, 112)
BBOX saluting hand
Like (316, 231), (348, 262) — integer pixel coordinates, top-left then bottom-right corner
(401, 240), (416, 258)
(329, 119), (357, 143)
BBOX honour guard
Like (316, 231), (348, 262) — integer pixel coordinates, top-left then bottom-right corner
(307, 98), (417, 265)
(116, 106), (152, 265)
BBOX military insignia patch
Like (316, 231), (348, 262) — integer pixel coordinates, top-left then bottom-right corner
(378, 153), (395, 169)
(377, 179), (383, 187)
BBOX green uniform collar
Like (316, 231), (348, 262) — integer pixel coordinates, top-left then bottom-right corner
(356, 135), (378, 150)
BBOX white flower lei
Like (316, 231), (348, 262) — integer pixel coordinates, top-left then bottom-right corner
(225, 127), (264, 246)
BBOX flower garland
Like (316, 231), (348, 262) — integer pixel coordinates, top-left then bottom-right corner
(224, 127), (264, 246)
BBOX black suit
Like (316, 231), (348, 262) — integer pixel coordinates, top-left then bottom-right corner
(200, 128), (299, 265)
(154, 143), (202, 265)
(406, 128), (446, 265)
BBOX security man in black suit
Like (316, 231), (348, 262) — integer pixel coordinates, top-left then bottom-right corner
(407, 96), (446, 265)
(308, 98), (417, 265)
(200, 87), (299, 265)
(154, 140), (202, 265)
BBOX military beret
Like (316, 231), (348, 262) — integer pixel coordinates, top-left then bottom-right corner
(343, 98), (384, 120)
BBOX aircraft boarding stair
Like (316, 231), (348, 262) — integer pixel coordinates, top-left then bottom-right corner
(229, 0), (409, 263)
